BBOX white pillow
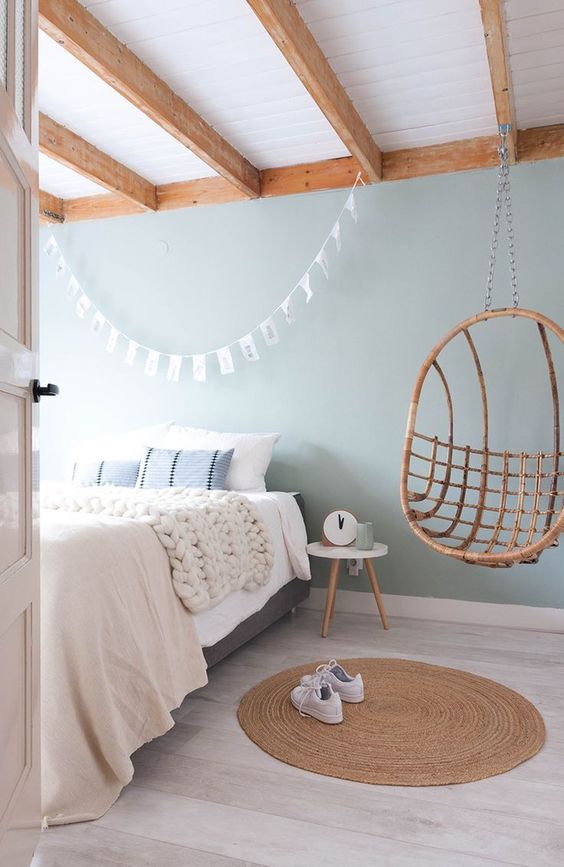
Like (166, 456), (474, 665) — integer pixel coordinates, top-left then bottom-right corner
(69, 422), (173, 475)
(161, 426), (280, 492)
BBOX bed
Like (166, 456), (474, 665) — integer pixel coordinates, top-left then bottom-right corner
(40, 489), (309, 826)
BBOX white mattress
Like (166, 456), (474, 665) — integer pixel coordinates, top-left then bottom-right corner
(193, 492), (310, 647)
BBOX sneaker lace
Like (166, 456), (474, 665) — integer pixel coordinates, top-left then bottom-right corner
(315, 659), (338, 676)
(296, 673), (326, 717)
(300, 660), (338, 691)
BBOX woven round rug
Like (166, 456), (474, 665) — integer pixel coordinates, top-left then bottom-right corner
(237, 658), (545, 785)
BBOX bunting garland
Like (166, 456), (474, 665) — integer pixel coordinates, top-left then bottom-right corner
(260, 318), (279, 346)
(217, 346), (234, 375)
(44, 173), (364, 382)
(167, 354), (183, 382)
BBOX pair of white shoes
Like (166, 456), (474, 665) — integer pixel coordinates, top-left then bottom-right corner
(290, 659), (364, 725)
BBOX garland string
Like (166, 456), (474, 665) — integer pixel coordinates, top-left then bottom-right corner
(44, 173), (364, 382)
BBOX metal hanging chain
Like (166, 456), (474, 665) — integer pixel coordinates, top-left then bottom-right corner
(484, 125), (519, 312)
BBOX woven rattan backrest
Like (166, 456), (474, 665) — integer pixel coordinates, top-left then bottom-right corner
(400, 308), (563, 567)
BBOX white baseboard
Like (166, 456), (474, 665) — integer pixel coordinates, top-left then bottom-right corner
(300, 587), (564, 632)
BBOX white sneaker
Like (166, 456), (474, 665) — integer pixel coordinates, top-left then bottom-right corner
(302, 660), (364, 704)
(290, 675), (343, 724)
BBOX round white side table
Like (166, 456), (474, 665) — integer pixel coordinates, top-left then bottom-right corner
(306, 542), (389, 638)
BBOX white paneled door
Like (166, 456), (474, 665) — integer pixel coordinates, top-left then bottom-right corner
(0, 2), (40, 866)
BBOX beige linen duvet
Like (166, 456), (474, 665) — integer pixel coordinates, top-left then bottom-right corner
(41, 510), (208, 826)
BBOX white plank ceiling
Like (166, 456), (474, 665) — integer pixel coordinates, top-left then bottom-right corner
(39, 152), (107, 198)
(80, 0), (349, 168)
(39, 28), (217, 199)
(296, 0), (498, 149)
(506, 0), (564, 129)
(39, 0), (564, 198)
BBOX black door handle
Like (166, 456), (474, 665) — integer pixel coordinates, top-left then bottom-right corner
(31, 380), (60, 403)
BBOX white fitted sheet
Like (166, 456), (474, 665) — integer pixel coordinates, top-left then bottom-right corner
(194, 491), (310, 647)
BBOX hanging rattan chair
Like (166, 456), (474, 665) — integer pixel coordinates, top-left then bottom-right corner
(400, 307), (563, 568)
(400, 126), (563, 568)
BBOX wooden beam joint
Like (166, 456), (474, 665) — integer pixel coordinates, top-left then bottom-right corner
(40, 124), (564, 222)
(246, 0), (381, 182)
(479, 0), (518, 163)
(39, 190), (65, 223)
(39, 0), (261, 197)
(40, 113), (158, 210)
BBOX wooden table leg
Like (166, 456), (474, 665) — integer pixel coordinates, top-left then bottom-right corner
(329, 576), (338, 620)
(321, 560), (340, 638)
(365, 558), (389, 630)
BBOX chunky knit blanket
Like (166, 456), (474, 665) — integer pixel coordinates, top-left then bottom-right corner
(42, 487), (274, 613)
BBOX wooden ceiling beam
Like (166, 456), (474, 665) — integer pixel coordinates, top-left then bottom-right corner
(245, 0), (382, 183)
(64, 194), (146, 223)
(38, 0), (260, 198)
(45, 124), (564, 223)
(62, 162), (364, 222)
(39, 190), (66, 224)
(261, 156), (363, 197)
(40, 113), (157, 210)
(518, 124), (564, 163)
(383, 135), (500, 181)
(157, 177), (248, 211)
(479, 0), (518, 162)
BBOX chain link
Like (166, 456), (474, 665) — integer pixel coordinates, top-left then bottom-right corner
(484, 127), (519, 312)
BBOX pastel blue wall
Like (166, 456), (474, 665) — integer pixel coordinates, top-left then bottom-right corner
(40, 159), (564, 607)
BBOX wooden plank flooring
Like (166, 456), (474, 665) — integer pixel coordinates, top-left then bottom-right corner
(33, 609), (564, 866)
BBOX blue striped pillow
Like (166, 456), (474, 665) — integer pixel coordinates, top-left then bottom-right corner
(73, 459), (140, 487)
(137, 447), (234, 490)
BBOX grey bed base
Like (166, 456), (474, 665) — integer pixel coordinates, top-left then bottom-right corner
(203, 493), (309, 668)
(203, 577), (310, 668)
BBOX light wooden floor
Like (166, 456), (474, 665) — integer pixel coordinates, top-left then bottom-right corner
(33, 607), (564, 867)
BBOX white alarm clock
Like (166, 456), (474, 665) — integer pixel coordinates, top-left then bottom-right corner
(321, 509), (358, 547)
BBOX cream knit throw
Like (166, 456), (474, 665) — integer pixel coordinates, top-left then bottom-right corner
(42, 487), (274, 613)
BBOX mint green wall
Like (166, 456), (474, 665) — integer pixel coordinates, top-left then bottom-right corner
(40, 159), (563, 607)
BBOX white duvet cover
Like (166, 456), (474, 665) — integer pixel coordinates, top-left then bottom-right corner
(40, 490), (309, 825)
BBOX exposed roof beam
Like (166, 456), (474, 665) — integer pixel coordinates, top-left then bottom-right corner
(64, 194), (145, 222)
(479, 0), (517, 162)
(245, 0), (382, 183)
(39, 190), (65, 223)
(44, 124), (564, 223)
(158, 177), (249, 211)
(518, 123), (564, 162)
(38, 0), (261, 197)
(40, 113), (157, 210)
(261, 156), (363, 197)
(383, 135), (499, 181)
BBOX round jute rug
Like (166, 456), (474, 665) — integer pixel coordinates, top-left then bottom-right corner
(237, 658), (545, 786)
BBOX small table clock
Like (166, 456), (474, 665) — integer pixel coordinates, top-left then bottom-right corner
(321, 509), (357, 547)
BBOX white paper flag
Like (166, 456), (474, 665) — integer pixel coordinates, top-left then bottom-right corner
(166, 355), (182, 382)
(44, 235), (58, 257)
(66, 275), (80, 300)
(345, 192), (358, 223)
(144, 349), (160, 377)
(260, 317), (279, 346)
(217, 346), (234, 375)
(281, 295), (296, 325)
(125, 340), (138, 366)
(75, 293), (91, 319)
(106, 326), (119, 353)
(90, 311), (106, 335)
(315, 247), (329, 280)
(239, 334), (259, 361)
(193, 354), (206, 382)
(330, 221), (342, 252)
(299, 273), (313, 303)
(55, 255), (67, 277)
